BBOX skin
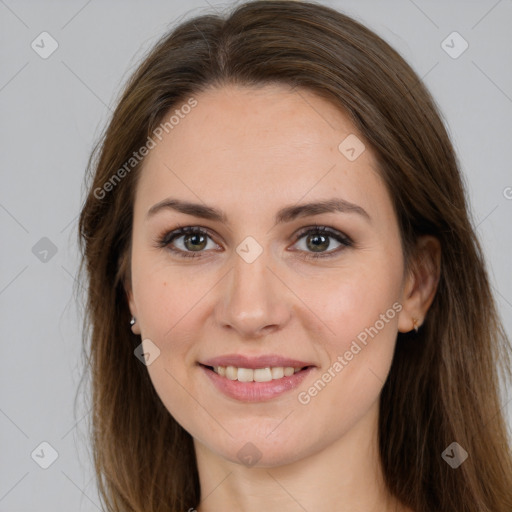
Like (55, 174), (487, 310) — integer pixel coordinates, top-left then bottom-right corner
(126, 84), (440, 512)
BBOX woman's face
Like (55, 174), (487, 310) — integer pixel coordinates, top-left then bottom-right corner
(127, 84), (414, 467)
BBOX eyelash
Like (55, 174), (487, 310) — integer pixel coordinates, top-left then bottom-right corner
(155, 224), (353, 260)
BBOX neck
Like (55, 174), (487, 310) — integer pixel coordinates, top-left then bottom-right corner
(194, 402), (408, 512)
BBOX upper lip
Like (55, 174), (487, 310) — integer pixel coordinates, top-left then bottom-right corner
(200, 354), (315, 369)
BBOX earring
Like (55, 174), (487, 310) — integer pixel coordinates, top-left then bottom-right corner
(130, 316), (136, 326)
(412, 317), (420, 333)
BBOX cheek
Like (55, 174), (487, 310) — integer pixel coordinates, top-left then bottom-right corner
(292, 282), (400, 439)
(132, 266), (209, 428)
(132, 249), (203, 340)
(293, 253), (402, 397)
(292, 252), (402, 343)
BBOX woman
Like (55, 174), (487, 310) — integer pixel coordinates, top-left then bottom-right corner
(77, 1), (512, 511)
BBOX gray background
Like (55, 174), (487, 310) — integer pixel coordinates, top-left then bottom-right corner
(1, 0), (511, 510)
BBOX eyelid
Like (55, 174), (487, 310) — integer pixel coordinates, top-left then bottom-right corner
(156, 224), (353, 259)
(156, 225), (220, 252)
(292, 224), (352, 244)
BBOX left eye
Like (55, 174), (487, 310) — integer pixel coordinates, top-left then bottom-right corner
(157, 225), (352, 259)
(291, 226), (352, 258)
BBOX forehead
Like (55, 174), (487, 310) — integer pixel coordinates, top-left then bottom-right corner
(135, 84), (392, 226)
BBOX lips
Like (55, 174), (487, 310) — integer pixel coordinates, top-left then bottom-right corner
(197, 353), (317, 401)
(200, 353), (315, 369)
(200, 363), (315, 402)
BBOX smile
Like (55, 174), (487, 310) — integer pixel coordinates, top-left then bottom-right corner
(210, 365), (307, 382)
(200, 364), (314, 402)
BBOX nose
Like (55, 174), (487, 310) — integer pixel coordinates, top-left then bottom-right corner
(214, 249), (292, 339)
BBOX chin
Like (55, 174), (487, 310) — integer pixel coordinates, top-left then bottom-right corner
(198, 425), (321, 469)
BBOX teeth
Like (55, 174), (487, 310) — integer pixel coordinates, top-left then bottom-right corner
(237, 367), (253, 382)
(225, 366), (237, 380)
(212, 365), (305, 382)
(284, 367), (295, 377)
(271, 367), (284, 379)
(254, 368), (272, 382)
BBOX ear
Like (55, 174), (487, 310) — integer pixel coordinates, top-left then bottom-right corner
(125, 280), (141, 335)
(119, 250), (141, 336)
(397, 235), (441, 333)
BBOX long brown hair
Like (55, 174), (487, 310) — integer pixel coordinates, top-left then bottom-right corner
(77, 1), (512, 510)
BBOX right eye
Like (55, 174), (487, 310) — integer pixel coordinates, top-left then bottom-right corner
(157, 226), (219, 258)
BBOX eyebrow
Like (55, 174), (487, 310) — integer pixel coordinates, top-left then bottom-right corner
(146, 197), (371, 225)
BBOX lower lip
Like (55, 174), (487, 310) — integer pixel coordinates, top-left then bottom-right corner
(200, 365), (315, 402)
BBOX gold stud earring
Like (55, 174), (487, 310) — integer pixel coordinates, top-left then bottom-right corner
(412, 317), (420, 333)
